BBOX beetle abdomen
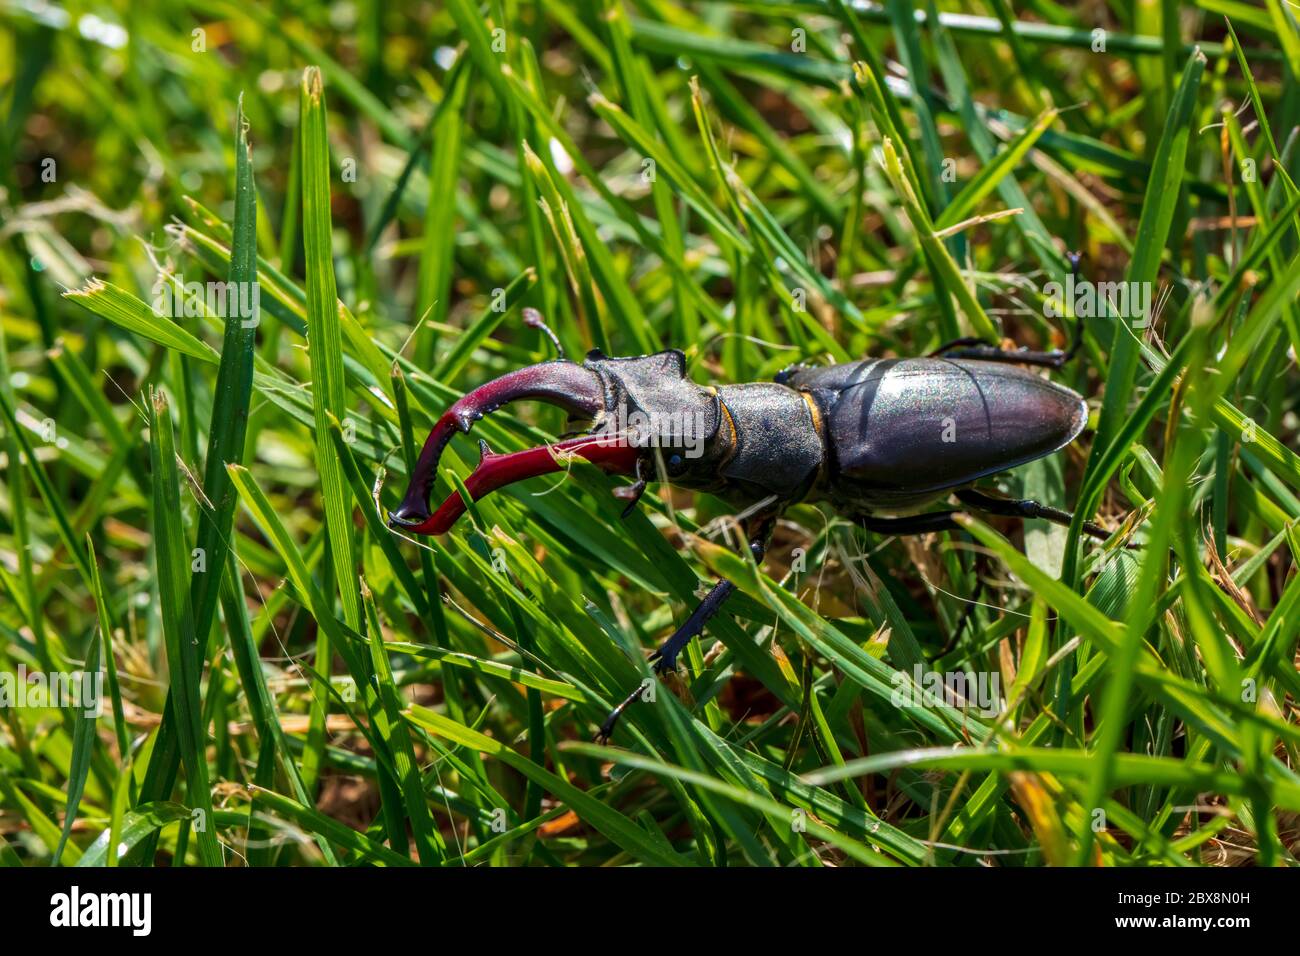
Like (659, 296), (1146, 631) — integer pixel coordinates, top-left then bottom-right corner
(793, 358), (1087, 511)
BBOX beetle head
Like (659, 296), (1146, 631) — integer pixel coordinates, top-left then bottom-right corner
(388, 349), (722, 534)
(581, 349), (726, 489)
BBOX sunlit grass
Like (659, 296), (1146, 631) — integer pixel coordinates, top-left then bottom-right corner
(1, 1), (1298, 866)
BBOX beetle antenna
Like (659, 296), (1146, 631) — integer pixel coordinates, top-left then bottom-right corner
(524, 307), (565, 360)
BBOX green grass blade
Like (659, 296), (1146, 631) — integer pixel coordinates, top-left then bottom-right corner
(300, 67), (363, 638)
(406, 704), (695, 867)
(50, 629), (100, 866)
(147, 388), (222, 866)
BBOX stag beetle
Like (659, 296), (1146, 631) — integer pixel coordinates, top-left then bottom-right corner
(389, 291), (1112, 741)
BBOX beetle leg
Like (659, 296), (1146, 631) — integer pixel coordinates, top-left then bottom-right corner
(857, 491), (1122, 544)
(596, 582), (739, 744)
(596, 683), (654, 744)
(611, 456), (649, 518)
(933, 253), (1086, 369)
(931, 344), (1074, 369)
(595, 576), (738, 743)
(596, 519), (774, 743)
(954, 488), (1115, 542)
(856, 510), (964, 535)
(928, 335), (986, 357)
(647, 576), (741, 674)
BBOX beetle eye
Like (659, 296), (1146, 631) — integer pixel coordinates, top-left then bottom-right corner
(668, 453), (683, 470)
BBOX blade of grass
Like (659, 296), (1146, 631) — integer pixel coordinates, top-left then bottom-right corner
(50, 629), (101, 866)
(405, 704), (694, 866)
(300, 67), (364, 639)
(879, 137), (998, 341)
(137, 95), (262, 843)
(361, 581), (443, 864)
(147, 387), (222, 866)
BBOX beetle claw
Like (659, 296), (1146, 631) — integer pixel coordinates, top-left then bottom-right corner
(388, 361), (609, 534)
(420, 434), (639, 535)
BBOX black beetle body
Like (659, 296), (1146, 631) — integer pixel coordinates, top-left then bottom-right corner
(389, 337), (1106, 741)
(493, 349), (1088, 522)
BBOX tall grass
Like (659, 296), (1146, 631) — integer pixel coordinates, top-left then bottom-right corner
(1, 1), (1298, 866)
